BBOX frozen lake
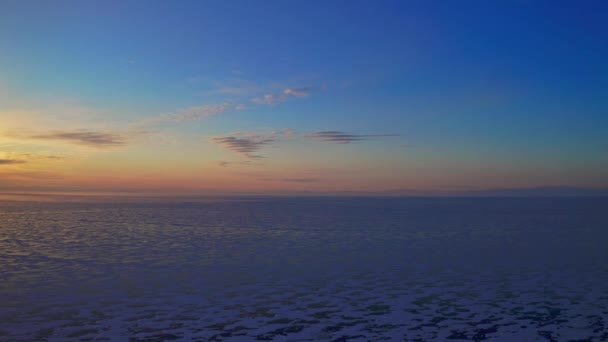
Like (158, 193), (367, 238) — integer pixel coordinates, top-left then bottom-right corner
(1, 197), (607, 341)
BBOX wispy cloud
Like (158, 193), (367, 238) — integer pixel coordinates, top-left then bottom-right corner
(305, 131), (399, 144)
(210, 78), (315, 102)
(217, 160), (257, 167)
(3, 152), (65, 161)
(259, 177), (319, 183)
(211, 129), (297, 159)
(12, 130), (131, 148)
(0, 170), (63, 181)
(216, 80), (262, 96)
(211, 135), (275, 159)
(211, 128), (400, 161)
(143, 104), (230, 126)
(252, 88), (312, 106)
(0, 159), (26, 165)
(271, 128), (298, 138)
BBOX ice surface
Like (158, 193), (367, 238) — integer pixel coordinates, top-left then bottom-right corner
(0, 197), (607, 341)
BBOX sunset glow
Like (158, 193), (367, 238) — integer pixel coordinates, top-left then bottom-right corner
(1, 1), (607, 196)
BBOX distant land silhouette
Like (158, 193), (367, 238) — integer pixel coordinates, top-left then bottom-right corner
(381, 186), (608, 197)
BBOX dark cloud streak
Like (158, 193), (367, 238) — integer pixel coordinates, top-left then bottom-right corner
(259, 177), (319, 183)
(305, 131), (399, 144)
(0, 159), (26, 165)
(24, 130), (129, 148)
(211, 135), (275, 159)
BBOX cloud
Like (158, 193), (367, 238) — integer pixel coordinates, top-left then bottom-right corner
(20, 130), (130, 148)
(252, 87), (312, 105)
(305, 131), (399, 144)
(216, 80), (262, 96)
(3, 152), (65, 161)
(272, 128), (297, 137)
(259, 177), (319, 183)
(0, 170), (62, 179)
(210, 128), (399, 161)
(147, 104), (230, 125)
(283, 88), (311, 97)
(251, 94), (280, 105)
(0, 159), (26, 165)
(210, 129), (298, 159)
(211, 135), (275, 159)
(217, 160), (257, 167)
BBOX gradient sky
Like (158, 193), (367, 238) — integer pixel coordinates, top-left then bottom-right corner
(1, 0), (607, 195)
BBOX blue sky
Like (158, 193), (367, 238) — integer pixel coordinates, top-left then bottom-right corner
(1, 0), (607, 194)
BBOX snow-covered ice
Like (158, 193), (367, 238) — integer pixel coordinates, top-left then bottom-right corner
(1, 197), (607, 341)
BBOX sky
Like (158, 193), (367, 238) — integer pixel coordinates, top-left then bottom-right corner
(1, 0), (607, 196)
